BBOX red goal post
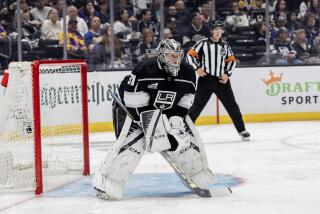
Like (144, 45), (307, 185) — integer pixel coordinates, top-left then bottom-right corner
(0, 60), (90, 195)
(32, 60), (90, 194)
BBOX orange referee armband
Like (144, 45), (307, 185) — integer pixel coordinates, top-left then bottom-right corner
(187, 49), (199, 59)
(225, 55), (236, 63)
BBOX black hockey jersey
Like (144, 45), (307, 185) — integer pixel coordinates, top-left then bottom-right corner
(119, 57), (196, 121)
(249, 8), (266, 24)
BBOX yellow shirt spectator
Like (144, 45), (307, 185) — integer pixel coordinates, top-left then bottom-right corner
(58, 31), (87, 51)
(58, 19), (87, 51)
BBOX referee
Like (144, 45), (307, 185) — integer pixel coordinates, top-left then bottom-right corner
(186, 20), (250, 141)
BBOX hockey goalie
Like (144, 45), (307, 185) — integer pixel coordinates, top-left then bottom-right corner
(93, 39), (231, 200)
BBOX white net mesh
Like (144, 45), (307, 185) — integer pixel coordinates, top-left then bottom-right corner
(0, 61), (86, 191)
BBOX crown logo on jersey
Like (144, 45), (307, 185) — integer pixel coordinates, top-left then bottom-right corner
(262, 71), (283, 86)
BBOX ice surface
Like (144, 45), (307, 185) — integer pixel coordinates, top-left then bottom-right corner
(1, 121), (320, 214)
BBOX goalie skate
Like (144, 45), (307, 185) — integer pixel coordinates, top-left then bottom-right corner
(94, 187), (113, 200)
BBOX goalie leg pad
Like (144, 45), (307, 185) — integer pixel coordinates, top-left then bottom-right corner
(166, 115), (209, 177)
(165, 116), (231, 196)
(93, 116), (145, 200)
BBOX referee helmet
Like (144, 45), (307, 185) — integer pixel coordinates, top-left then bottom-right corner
(210, 20), (224, 30)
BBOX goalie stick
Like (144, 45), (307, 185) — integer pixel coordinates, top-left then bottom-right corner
(108, 89), (214, 198)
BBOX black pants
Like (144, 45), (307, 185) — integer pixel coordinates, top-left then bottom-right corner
(189, 75), (246, 133)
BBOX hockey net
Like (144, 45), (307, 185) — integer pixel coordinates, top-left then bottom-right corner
(0, 60), (89, 194)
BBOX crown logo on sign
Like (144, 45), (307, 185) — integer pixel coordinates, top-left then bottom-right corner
(262, 71), (283, 86)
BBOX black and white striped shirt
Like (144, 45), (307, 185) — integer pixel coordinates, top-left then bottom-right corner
(186, 38), (236, 77)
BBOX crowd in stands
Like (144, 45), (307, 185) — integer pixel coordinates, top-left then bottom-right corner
(0, 0), (320, 71)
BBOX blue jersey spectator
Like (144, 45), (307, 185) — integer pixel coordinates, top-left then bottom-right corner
(84, 17), (103, 50)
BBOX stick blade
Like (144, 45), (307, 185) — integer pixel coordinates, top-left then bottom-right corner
(209, 186), (232, 197)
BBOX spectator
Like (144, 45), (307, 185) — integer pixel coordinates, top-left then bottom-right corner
(163, 27), (173, 39)
(136, 9), (158, 37)
(165, 5), (177, 26)
(84, 16), (103, 50)
(274, 0), (288, 21)
(292, 28), (320, 63)
(302, 13), (317, 45)
(114, 9), (133, 39)
(30, 0), (52, 25)
(115, 0), (134, 18)
(248, 0), (266, 24)
(175, 0), (191, 28)
(41, 8), (62, 40)
(91, 24), (123, 68)
(200, 3), (212, 26)
(270, 15), (287, 42)
(66, 5), (89, 37)
(58, 19), (87, 58)
(254, 21), (267, 45)
(307, 0), (320, 19)
(226, 1), (250, 27)
(135, 28), (157, 63)
(272, 27), (302, 65)
(9, 11), (38, 41)
(97, 0), (110, 24)
(181, 12), (211, 49)
(78, 1), (99, 26)
(285, 12), (301, 33)
(0, 1), (11, 24)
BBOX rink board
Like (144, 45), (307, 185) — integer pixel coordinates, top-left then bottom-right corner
(1, 65), (319, 132)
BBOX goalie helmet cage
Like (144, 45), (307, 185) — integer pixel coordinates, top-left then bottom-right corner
(32, 60), (89, 194)
(0, 59), (90, 195)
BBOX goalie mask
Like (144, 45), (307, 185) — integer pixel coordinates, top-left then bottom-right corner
(156, 39), (184, 76)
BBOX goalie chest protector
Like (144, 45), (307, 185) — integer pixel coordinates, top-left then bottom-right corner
(119, 57), (196, 119)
